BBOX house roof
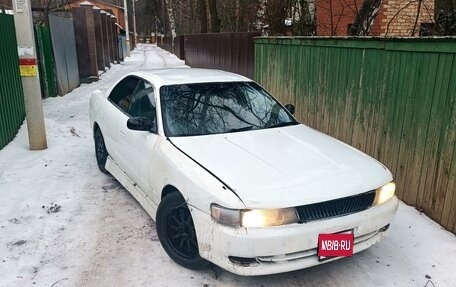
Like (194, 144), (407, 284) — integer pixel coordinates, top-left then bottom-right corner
(68, 0), (124, 10)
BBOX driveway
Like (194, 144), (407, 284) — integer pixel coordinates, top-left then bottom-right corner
(0, 45), (455, 287)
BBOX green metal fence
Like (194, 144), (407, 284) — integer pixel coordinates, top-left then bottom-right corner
(35, 25), (57, 98)
(0, 13), (25, 150)
(255, 37), (456, 234)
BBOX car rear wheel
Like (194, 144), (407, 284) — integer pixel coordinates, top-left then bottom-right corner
(94, 128), (108, 174)
(156, 192), (210, 270)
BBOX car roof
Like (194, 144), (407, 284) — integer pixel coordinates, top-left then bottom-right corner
(131, 68), (252, 86)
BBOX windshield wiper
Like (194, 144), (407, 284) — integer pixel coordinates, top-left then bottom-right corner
(228, 125), (254, 133)
(267, 121), (299, 129)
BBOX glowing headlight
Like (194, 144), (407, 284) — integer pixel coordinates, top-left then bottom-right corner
(211, 204), (298, 227)
(241, 208), (298, 227)
(374, 182), (396, 205)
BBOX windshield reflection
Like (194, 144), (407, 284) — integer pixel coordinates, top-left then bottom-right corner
(160, 82), (297, 137)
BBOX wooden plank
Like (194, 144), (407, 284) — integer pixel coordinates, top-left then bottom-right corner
(378, 51), (401, 173)
(349, 49), (367, 150)
(391, 52), (417, 199)
(418, 56), (453, 213)
(402, 53), (434, 205)
(429, 55), (456, 223)
(438, 111), (456, 229)
(363, 49), (383, 158)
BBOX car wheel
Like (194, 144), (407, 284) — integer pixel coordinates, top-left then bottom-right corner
(156, 192), (210, 270)
(94, 128), (109, 174)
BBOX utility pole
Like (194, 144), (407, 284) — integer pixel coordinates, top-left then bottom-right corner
(123, 0), (130, 56)
(132, 0), (137, 47)
(12, 0), (47, 150)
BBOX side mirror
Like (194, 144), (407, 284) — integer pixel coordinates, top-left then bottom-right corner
(285, 104), (295, 115)
(127, 117), (155, 132)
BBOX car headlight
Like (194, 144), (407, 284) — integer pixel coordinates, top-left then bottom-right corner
(373, 182), (396, 205)
(211, 204), (298, 228)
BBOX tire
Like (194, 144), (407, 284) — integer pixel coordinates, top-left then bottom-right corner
(156, 192), (210, 270)
(94, 128), (109, 174)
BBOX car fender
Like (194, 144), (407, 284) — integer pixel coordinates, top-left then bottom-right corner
(151, 137), (245, 215)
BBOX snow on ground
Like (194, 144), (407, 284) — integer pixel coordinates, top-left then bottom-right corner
(0, 44), (455, 287)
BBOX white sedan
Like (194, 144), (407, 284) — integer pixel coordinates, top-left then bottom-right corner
(89, 68), (398, 276)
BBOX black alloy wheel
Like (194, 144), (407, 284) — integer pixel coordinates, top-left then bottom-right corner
(156, 192), (210, 270)
(94, 128), (109, 173)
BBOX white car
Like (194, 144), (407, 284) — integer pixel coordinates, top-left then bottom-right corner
(89, 68), (398, 276)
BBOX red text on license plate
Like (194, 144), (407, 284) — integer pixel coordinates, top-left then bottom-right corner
(318, 232), (354, 257)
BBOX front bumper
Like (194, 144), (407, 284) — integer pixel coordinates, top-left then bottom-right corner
(191, 196), (399, 276)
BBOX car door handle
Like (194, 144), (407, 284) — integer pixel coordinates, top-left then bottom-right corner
(99, 113), (104, 119)
(120, 130), (125, 137)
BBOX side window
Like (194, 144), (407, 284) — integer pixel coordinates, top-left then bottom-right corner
(128, 80), (156, 124)
(108, 76), (140, 113)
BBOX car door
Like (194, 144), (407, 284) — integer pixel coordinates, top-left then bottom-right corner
(123, 79), (159, 201)
(104, 76), (141, 169)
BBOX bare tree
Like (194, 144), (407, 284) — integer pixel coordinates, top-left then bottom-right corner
(435, 0), (456, 35)
(349, 0), (382, 35)
(208, 0), (220, 32)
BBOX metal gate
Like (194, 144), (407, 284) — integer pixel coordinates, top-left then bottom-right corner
(0, 13), (25, 150)
(48, 14), (80, 95)
(35, 25), (57, 98)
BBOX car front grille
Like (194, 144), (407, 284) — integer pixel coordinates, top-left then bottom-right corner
(295, 190), (376, 223)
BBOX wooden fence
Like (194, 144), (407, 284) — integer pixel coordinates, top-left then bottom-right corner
(255, 37), (456, 233)
(159, 32), (260, 79)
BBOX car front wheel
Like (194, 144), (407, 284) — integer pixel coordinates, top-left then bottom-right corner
(94, 128), (108, 174)
(156, 191), (209, 270)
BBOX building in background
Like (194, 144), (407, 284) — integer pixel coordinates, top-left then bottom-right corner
(316, 0), (435, 36)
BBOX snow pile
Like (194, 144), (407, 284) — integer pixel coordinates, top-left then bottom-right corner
(0, 45), (455, 287)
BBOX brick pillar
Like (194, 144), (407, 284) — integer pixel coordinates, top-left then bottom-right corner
(111, 15), (119, 63)
(72, 3), (98, 82)
(93, 6), (105, 72)
(106, 13), (114, 64)
(101, 11), (111, 68)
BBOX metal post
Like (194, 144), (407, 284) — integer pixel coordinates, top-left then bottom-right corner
(123, 0), (130, 56)
(12, 0), (47, 150)
(132, 0), (137, 47)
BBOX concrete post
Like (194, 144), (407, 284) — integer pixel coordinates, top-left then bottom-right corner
(123, 0), (130, 56)
(12, 0), (47, 150)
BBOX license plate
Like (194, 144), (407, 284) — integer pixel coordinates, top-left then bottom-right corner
(318, 231), (354, 261)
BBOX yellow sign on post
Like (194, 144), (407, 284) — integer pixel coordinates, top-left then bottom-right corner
(19, 58), (37, 77)
(19, 64), (37, 76)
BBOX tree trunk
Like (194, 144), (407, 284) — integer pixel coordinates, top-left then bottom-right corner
(208, 0), (220, 32)
(235, 0), (240, 32)
(199, 0), (208, 33)
(294, 0), (315, 35)
(349, 0), (382, 36)
(165, 0), (177, 37)
(265, 0), (287, 35)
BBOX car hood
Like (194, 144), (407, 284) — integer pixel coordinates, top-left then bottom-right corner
(170, 125), (393, 209)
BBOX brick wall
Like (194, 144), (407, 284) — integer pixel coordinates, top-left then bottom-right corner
(316, 0), (364, 36)
(316, 0), (435, 36)
(379, 0), (434, 36)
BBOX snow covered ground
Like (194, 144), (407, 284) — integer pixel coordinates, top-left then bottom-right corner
(0, 45), (455, 287)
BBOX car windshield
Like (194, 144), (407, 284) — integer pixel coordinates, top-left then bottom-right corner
(160, 81), (298, 137)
